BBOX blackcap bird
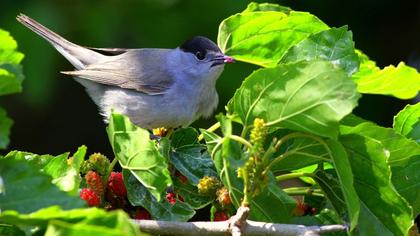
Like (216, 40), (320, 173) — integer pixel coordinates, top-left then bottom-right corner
(16, 14), (234, 129)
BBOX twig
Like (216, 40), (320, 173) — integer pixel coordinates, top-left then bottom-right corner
(229, 206), (250, 236)
(133, 219), (347, 235)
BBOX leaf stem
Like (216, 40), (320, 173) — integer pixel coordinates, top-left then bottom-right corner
(211, 137), (226, 158)
(198, 122), (221, 141)
(276, 172), (315, 182)
(283, 187), (324, 197)
(228, 135), (253, 149)
(107, 157), (118, 179)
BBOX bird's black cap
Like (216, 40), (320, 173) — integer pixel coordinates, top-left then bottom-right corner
(180, 36), (222, 55)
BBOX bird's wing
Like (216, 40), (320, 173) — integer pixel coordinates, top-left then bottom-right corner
(62, 49), (174, 95)
(87, 47), (131, 55)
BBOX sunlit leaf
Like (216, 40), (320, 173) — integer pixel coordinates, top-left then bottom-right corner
(0, 158), (84, 213)
(339, 132), (413, 236)
(341, 120), (420, 215)
(281, 26), (359, 75)
(4, 146), (86, 195)
(0, 206), (141, 236)
(0, 29), (24, 96)
(352, 51), (420, 99)
(242, 2), (291, 13)
(393, 103), (420, 143)
(218, 10), (328, 67)
(107, 113), (172, 201)
(230, 60), (360, 138)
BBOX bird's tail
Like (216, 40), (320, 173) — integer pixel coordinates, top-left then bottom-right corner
(16, 14), (105, 69)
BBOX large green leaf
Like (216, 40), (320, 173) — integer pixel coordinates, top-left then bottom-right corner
(0, 158), (84, 214)
(4, 146), (86, 195)
(107, 113), (172, 201)
(339, 133), (413, 236)
(0, 107), (12, 149)
(341, 121), (420, 215)
(124, 170), (195, 221)
(218, 10), (329, 67)
(230, 60), (360, 138)
(0, 29), (24, 96)
(352, 51), (420, 99)
(281, 26), (359, 75)
(393, 103), (420, 143)
(0, 206), (141, 236)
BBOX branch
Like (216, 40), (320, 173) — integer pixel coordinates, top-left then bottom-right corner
(133, 219), (347, 236)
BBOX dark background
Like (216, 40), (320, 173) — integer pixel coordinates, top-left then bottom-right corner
(1, 0), (419, 157)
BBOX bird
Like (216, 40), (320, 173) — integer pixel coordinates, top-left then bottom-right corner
(16, 14), (234, 129)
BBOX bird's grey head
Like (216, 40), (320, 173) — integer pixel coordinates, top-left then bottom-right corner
(176, 36), (234, 80)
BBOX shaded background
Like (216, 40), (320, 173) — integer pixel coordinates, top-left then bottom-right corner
(0, 0), (419, 156)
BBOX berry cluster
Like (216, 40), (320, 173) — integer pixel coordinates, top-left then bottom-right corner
(78, 153), (151, 219)
(197, 176), (233, 221)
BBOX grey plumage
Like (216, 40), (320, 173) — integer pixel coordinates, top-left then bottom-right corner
(17, 14), (233, 129)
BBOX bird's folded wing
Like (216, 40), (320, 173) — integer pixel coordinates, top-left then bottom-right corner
(62, 49), (174, 95)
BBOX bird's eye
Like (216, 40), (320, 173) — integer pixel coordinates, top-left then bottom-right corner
(195, 51), (205, 60)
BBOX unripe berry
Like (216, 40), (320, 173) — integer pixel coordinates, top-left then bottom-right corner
(216, 187), (232, 207)
(197, 176), (220, 196)
(81, 153), (110, 176)
(85, 171), (104, 195)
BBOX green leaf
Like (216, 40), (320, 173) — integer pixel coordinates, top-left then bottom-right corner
(0, 29), (24, 96)
(321, 140), (359, 230)
(5, 147), (86, 195)
(107, 113), (172, 201)
(0, 158), (84, 214)
(230, 60), (360, 138)
(314, 170), (347, 216)
(0, 224), (25, 236)
(269, 135), (328, 172)
(171, 127), (199, 148)
(170, 144), (218, 185)
(0, 107), (13, 149)
(218, 10), (329, 67)
(352, 51), (420, 99)
(341, 121), (420, 215)
(281, 26), (359, 75)
(0, 206), (141, 236)
(339, 132), (412, 236)
(393, 103), (420, 143)
(169, 128), (218, 185)
(124, 170), (195, 221)
(242, 2), (291, 13)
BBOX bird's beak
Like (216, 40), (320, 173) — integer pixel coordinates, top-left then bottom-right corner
(211, 53), (235, 67)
